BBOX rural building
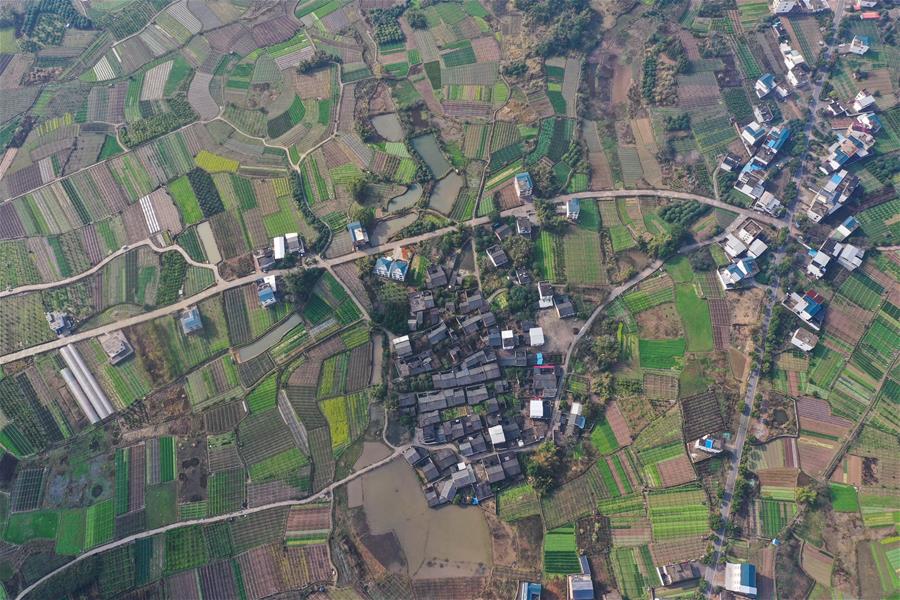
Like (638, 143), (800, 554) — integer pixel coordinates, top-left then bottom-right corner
(347, 221), (369, 249)
(516, 216), (532, 236)
(859, 10), (880, 18)
(755, 74), (776, 97)
(783, 290), (826, 330)
(528, 327), (545, 347)
(821, 133), (872, 174)
(99, 331), (134, 365)
(555, 296), (576, 319)
(851, 90), (876, 113)
(753, 192), (782, 217)
(746, 239), (768, 259)
(409, 291), (435, 314)
(718, 258), (759, 290)
(425, 264), (448, 288)
(832, 215), (860, 241)
(808, 170), (859, 221)
(180, 306), (203, 334)
(530, 400), (545, 419)
(755, 126), (790, 165)
(567, 573), (594, 600)
(502, 330), (516, 350)
(494, 223), (512, 240)
(565, 198), (580, 220)
(725, 562), (758, 598)
(807, 238), (865, 279)
(45, 311), (72, 336)
(514, 172), (533, 199)
(779, 42), (805, 70)
(754, 103), (775, 123)
(538, 281), (554, 309)
(255, 249), (275, 272)
(392, 335), (413, 357)
(694, 435), (725, 454)
(373, 257), (409, 281)
(532, 366), (558, 398)
(839, 35), (870, 55)
(285, 232), (304, 255)
(486, 245), (509, 268)
(257, 279), (277, 307)
(517, 582), (542, 600)
(657, 561), (701, 586)
(790, 328), (819, 352)
(720, 153), (743, 172)
(488, 424), (506, 447)
(721, 234), (747, 259)
(740, 121), (766, 147)
(273, 235), (286, 260)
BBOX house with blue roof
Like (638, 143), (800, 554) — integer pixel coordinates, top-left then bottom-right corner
(755, 126), (790, 165)
(808, 169), (859, 222)
(373, 257), (410, 281)
(566, 198), (580, 221)
(717, 257), (759, 290)
(783, 289), (826, 330)
(725, 562), (758, 598)
(257, 279), (277, 308)
(389, 260), (409, 281)
(755, 74), (776, 98)
(821, 134), (870, 174)
(374, 257), (393, 278)
(347, 221), (369, 249)
(180, 306), (203, 335)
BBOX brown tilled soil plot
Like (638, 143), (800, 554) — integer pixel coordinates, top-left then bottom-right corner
(635, 302), (683, 338)
(605, 401), (634, 447)
(657, 454), (697, 487)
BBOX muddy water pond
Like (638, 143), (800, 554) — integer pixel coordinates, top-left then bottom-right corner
(386, 184), (422, 212)
(429, 172), (464, 215)
(237, 313), (303, 362)
(360, 458), (492, 578)
(370, 213), (417, 245)
(353, 441), (393, 470)
(371, 113), (404, 142)
(411, 134), (451, 178)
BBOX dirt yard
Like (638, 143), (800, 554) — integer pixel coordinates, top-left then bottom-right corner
(635, 303), (684, 338)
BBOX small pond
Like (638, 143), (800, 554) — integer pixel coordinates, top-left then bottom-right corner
(428, 172), (464, 215)
(386, 184), (422, 212)
(371, 113), (404, 142)
(237, 313), (303, 362)
(411, 134), (451, 178)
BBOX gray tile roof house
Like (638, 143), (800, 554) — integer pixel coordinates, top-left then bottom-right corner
(532, 366), (558, 398)
(403, 446), (427, 465)
(494, 223), (512, 240)
(418, 411), (441, 427)
(425, 264), (448, 288)
(500, 452), (522, 478)
(465, 384), (489, 405)
(516, 216), (532, 237)
(398, 393), (417, 409)
(458, 291), (485, 314)
(483, 455), (506, 483)
(459, 432), (488, 457)
(426, 322), (449, 346)
(423, 485), (442, 507)
(439, 464), (477, 503)
(419, 457), (441, 482)
(433, 449), (459, 471)
(432, 362), (501, 389)
(409, 290), (435, 313)
(392, 335), (413, 357)
(486, 245), (509, 268)
(555, 295), (576, 319)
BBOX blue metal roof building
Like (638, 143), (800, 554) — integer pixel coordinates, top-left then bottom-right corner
(180, 307), (203, 334)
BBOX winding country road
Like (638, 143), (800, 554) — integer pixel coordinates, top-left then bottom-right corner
(1, 188), (783, 365)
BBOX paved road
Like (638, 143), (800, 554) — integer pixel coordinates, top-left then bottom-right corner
(1, 188), (782, 365)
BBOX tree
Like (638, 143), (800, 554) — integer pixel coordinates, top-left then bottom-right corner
(507, 285), (538, 317)
(348, 202), (375, 229)
(405, 8), (427, 28)
(504, 235), (533, 268)
(286, 268), (325, 306)
(525, 441), (562, 495)
(795, 486), (818, 506)
(592, 334), (620, 370)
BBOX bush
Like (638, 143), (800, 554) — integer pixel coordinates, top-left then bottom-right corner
(659, 200), (710, 226)
(119, 96), (197, 147)
(185, 168), (224, 218)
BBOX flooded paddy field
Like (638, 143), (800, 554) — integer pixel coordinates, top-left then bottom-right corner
(358, 458), (492, 579)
